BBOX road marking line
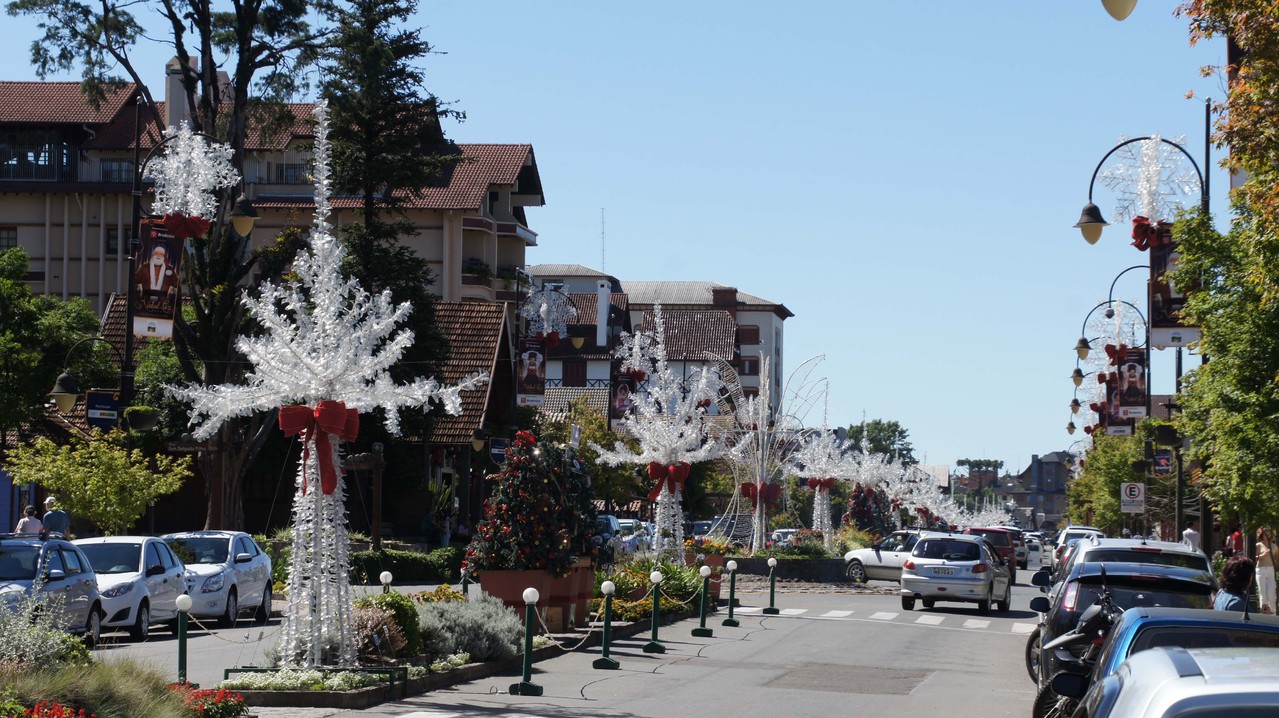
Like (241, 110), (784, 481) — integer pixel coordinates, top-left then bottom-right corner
(914, 615), (945, 625)
(398, 712), (461, 718)
(869, 611), (899, 620)
(780, 608), (807, 615)
(821, 610), (853, 617)
(963, 619), (991, 630)
(1011, 623), (1038, 634)
(735, 607), (763, 614)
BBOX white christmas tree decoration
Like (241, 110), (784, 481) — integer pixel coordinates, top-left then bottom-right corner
(786, 404), (851, 552)
(168, 101), (485, 668)
(147, 122), (240, 220)
(591, 305), (725, 554)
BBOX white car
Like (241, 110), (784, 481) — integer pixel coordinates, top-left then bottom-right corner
(843, 529), (924, 583)
(162, 531), (272, 627)
(74, 536), (186, 640)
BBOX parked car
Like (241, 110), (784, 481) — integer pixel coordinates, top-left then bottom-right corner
(616, 518), (650, 554)
(1051, 538), (1212, 597)
(770, 528), (799, 548)
(1093, 607), (1279, 683)
(162, 531), (272, 627)
(1002, 526), (1029, 569)
(899, 533), (1012, 614)
(1029, 561), (1214, 688)
(1054, 525), (1105, 568)
(1067, 646), (1279, 717)
(693, 521), (714, 537)
(1026, 535), (1042, 567)
(964, 527), (1018, 583)
(0, 533), (102, 646)
(74, 536), (186, 640)
(843, 529), (925, 583)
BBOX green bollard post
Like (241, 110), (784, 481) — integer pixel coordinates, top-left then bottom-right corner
(762, 557), (780, 615)
(175, 593), (192, 684)
(461, 574), (470, 597)
(692, 565), (714, 637)
(509, 587), (544, 696)
(722, 560), (740, 627)
(643, 571), (666, 653)
(592, 580), (619, 669)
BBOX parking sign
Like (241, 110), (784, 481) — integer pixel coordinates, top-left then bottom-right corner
(1120, 482), (1145, 514)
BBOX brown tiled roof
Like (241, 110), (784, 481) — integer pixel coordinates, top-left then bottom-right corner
(538, 387), (609, 419)
(428, 301), (506, 444)
(637, 309), (737, 362)
(566, 292), (629, 325)
(253, 143), (538, 211)
(0, 82), (135, 124)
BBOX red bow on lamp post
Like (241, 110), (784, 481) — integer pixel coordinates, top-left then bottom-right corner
(807, 477), (837, 492)
(1103, 344), (1127, 366)
(1131, 217), (1174, 252)
(741, 482), (781, 509)
(279, 400), (360, 495)
(161, 212), (213, 241)
(647, 461), (691, 501)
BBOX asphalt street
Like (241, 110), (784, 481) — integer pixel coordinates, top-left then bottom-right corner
(96, 580), (1043, 717)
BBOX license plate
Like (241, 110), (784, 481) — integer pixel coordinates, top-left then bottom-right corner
(933, 567), (955, 576)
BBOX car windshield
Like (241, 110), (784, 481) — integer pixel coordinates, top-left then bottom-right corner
(77, 543), (142, 574)
(1074, 579), (1212, 611)
(970, 530), (1010, 547)
(1080, 550), (1209, 572)
(0, 546), (39, 580)
(165, 537), (228, 565)
(914, 540), (980, 561)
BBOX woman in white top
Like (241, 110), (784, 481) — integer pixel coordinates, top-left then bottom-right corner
(14, 506), (43, 535)
(1257, 527), (1276, 613)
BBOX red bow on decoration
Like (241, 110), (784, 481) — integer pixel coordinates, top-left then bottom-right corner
(807, 477), (837, 491)
(1104, 344), (1127, 366)
(647, 461), (691, 501)
(538, 331), (560, 348)
(161, 212), (213, 241)
(741, 482), (781, 509)
(1131, 217), (1174, 252)
(279, 400), (359, 495)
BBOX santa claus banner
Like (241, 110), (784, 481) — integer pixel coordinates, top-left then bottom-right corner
(132, 219), (184, 340)
(515, 337), (545, 407)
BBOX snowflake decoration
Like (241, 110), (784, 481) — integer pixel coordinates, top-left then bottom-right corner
(1098, 134), (1201, 224)
(519, 286), (578, 338)
(146, 122), (240, 219)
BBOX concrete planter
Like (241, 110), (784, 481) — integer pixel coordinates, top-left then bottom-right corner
(732, 557), (846, 582)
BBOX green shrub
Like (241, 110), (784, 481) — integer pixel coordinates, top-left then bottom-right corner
(0, 588), (92, 672)
(410, 585), (465, 604)
(836, 523), (876, 553)
(220, 669), (384, 692)
(416, 594), (521, 662)
(3, 659), (188, 718)
(350, 547), (462, 584)
(354, 591), (423, 656)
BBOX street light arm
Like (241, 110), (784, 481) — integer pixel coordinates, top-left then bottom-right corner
(1108, 264), (1150, 304)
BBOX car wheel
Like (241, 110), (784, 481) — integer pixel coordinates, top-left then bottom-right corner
(254, 584), (272, 624)
(997, 583), (1011, 613)
(219, 588), (238, 628)
(978, 586), (992, 615)
(846, 560), (867, 583)
(922, 598), (935, 609)
(1032, 681), (1077, 718)
(901, 595), (915, 611)
(84, 604), (102, 648)
(1025, 626), (1041, 682)
(129, 601), (150, 641)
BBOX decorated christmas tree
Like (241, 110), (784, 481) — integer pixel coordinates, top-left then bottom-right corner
(463, 430), (596, 578)
(844, 485), (894, 538)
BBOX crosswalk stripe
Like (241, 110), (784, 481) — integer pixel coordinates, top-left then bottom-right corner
(963, 619), (990, 630)
(780, 608), (807, 616)
(1011, 623), (1038, 634)
(821, 610), (853, 617)
(914, 615), (944, 625)
(398, 712), (460, 718)
(869, 611), (899, 620)
(735, 607), (763, 614)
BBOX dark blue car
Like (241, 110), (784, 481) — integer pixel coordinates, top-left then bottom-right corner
(1092, 606), (1279, 682)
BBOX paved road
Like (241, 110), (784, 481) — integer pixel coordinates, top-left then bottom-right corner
(97, 581), (1042, 716)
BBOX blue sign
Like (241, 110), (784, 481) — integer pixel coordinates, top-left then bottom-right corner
(85, 389), (121, 431)
(489, 437), (509, 464)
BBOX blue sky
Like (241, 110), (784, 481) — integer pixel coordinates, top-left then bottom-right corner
(3, 2), (1229, 474)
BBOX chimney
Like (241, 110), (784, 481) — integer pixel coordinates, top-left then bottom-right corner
(712, 286), (738, 317)
(164, 56), (197, 129)
(596, 280), (610, 348)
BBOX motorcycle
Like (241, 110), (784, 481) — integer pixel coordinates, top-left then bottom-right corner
(1032, 570), (1123, 718)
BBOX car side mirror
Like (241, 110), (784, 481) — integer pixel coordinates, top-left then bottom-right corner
(1051, 672), (1089, 699)
(1030, 596), (1051, 613)
(234, 552), (253, 564)
(1031, 569), (1052, 587)
(45, 569), (66, 581)
(146, 565), (166, 577)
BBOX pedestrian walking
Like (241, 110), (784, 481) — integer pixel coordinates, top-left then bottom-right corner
(14, 506), (42, 535)
(1215, 555), (1254, 612)
(1258, 527), (1277, 614)
(1183, 518), (1201, 550)
(41, 496), (68, 536)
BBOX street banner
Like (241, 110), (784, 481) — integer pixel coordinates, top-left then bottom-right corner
(1115, 346), (1147, 420)
(610, 368), (639, 429)
(1144, 218), (1202, 349)
(85, 389), (120, 431)
(132, 218), (183, 340)
(1154, 449), (1173, 476)
(1120, 482), (1146, 514)
(515, 337), (545, 407)
(489, 437), (509, 464)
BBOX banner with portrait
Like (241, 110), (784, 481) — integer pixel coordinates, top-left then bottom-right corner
(515, 337), (545, 407)
(1114, 346), (1147, 421)
(132, 219), (183, 340)
(1145, 219), (1201, 349)
(610, 366), (638, 429)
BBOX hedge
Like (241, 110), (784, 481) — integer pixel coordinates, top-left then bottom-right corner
(349, 547), (463, 585)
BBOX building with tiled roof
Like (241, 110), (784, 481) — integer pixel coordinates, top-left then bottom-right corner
(0, 63), (545, 316)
